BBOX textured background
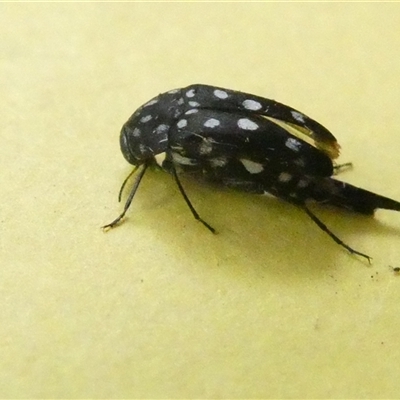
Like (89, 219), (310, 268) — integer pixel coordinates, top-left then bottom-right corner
(1, 3), (400, 398)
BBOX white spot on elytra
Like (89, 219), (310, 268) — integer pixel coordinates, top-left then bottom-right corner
(204, 118), (220, 128)
(238, 118), (259, 131)
(278, 172), (292, 182)
(154, 124), (169, 135)
(242, 99), (262, 111)
(177, 97), (184, 105)
(186, 89), (195, 98)
(177, 119), (187, 129)
(144, 98), (158, 107)
(185, 109), (198, 115)
(189, 101), (200, 107)
(291, 111), (305, 123)
(172, 152), (197, 165)
(286, 138), (302, 152)
(140, 115), (152, 123)
(210, 157), (228, 167)
(240, 159), (264, 174)
(214, 89), (228, 99)
(298, 179), (309, 188)
(132, 128), (141, 137)
(168, 89), (179, 94)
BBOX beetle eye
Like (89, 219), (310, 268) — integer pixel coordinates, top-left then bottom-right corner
(120, 125), (139, 165)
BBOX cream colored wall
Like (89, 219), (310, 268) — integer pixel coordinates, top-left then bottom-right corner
(1, 3), (400, 398)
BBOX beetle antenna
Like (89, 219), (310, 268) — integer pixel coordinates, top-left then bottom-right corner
(118, 166), (139, 202)
(103, 164), (148, 230)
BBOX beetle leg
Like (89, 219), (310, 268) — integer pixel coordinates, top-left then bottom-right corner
(170, 164), (216, 233)
(301, 204), (372, 263)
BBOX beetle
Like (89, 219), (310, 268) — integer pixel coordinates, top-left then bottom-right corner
(103, 84), (400, 262)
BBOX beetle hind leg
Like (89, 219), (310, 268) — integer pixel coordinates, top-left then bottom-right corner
(301, 204), (372, 263)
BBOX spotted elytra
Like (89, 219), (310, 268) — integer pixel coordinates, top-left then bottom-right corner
(103, 84), (400, 263)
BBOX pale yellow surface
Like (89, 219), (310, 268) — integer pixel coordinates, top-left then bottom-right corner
(1, 3), (400, 398)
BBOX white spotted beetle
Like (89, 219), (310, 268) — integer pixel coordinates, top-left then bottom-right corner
(104, 84), (400, 262)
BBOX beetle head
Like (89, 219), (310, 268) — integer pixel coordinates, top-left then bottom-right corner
(119, 89), (184, 166)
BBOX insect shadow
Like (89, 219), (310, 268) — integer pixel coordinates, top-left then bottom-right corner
(110, 171), (400, 277)
(196, 181), (398, 270)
